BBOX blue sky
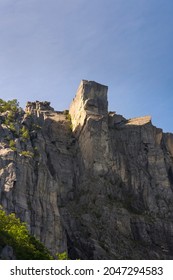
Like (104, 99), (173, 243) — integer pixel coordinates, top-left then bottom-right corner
(0, 0), (173, 132)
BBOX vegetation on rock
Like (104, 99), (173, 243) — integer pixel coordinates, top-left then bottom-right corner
(9, 140), (17, 151)
(0, 99), (19, 113)
(20, 126), (30, 140)
(63, 110), (73, 131)
(20, 151), (34, 158)
(0, 206), (53, 260)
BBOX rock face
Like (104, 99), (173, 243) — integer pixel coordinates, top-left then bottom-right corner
(1, 80), (173, 259)
(0, 245), (16, 260)
(69, 80), (108, 133)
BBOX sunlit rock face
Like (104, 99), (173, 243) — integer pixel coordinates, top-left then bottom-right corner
(69, 80), (108, 133)
(1, 80), (173, 259)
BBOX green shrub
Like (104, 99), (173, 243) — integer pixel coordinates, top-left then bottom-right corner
(0, 206), (53, 259)
(63, 111), (73, 131)
(0, 99), (19, 113)
(56, 252), (69, 260)
(7, 111), (15, 122)
(9, 123), (16, 133)
(4, 119), (10, 126)
(20, 151), (34, 158)
(9, 140), (16, 151)
(20, 126), (30, 140)
(1, 101), (19, 136)
(4, 120), (17, 136)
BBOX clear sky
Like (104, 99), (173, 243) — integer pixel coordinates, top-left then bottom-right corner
(0, 0), (173, 132)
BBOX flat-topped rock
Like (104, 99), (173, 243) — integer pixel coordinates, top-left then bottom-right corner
(126, 115), (151, 126)
(81, 80), (108, 114)
(69, 80), (108, 132)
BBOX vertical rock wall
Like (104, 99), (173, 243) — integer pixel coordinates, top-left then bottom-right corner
(1, 80), (173, 259)
(69, 80), (109, 173)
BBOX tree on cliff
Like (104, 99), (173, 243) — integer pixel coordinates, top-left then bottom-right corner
(0, 206), (53, 259)
(0, 99), (19, 113)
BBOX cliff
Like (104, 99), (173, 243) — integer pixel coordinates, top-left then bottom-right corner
(1, 80), (173, 259)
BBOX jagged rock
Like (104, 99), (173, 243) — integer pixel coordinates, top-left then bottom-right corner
(26, 101), (54, 113)
(0, 80), (173, 259)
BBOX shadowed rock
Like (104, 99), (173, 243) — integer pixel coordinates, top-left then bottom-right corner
(1, 80), (173, 259)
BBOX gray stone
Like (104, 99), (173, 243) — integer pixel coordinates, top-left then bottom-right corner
(0, 245), (16, 260)
(1, 80), (173, 259)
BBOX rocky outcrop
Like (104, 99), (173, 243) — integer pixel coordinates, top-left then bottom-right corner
(69, 80), (108, 133)
(1, 80), (173, 259)
(26, 101), (54, 114)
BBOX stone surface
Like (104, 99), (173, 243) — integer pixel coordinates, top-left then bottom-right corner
(126, 115), (151, 126)
(0, 245), (16, 260)
(69, 80), (108, 134)
(1, 80), (173, 259)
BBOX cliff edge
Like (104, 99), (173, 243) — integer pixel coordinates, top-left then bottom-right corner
(1, 80), (173, 259)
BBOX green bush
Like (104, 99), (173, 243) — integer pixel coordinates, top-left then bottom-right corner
(7, 111), (15, 122)
(9, 123), (16, 133)
(0, 99), (19, 136)
(0, 206), (53, 259)
(20, 126), (30, 140)
(20, 151), (34, 158)
(9, 140), (16, 151)
(63, 111), (73, 131)
(56, 252), (69, 260)
(0, 99), (19, 113)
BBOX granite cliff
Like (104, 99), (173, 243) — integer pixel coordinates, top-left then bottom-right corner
(1, 80), (173, 259)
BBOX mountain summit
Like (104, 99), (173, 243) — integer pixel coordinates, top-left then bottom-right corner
(1, 80), (173, 259)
